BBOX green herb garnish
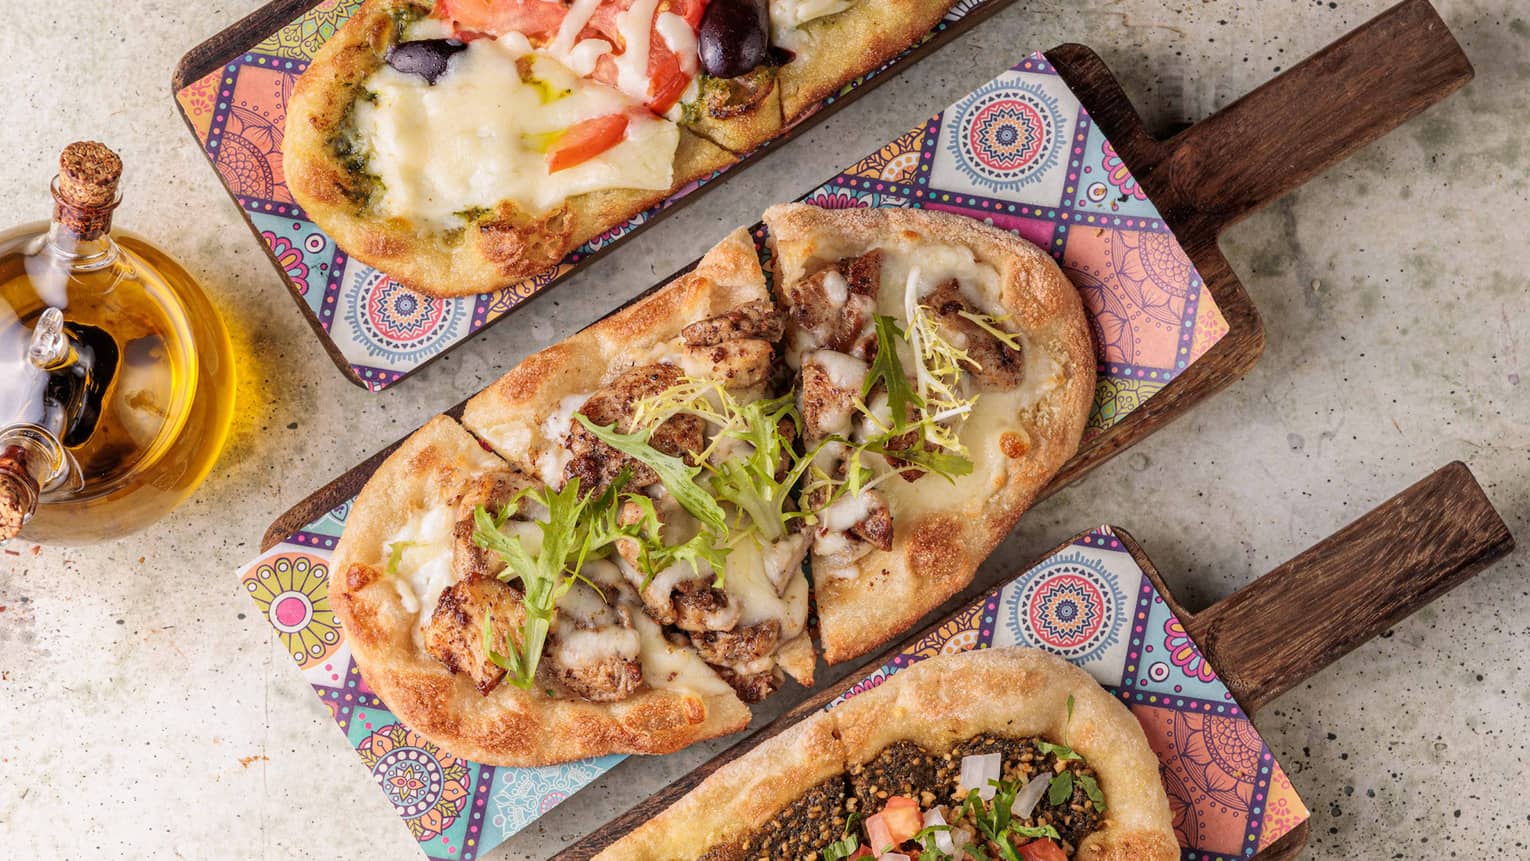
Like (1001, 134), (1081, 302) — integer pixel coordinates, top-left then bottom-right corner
(1078, 773), (1107, 813)
(1047, 770), (1074, 807)
(820, 813), (863, 861)
(1036, 740), (1082, 762)
(473, 475), (635, 689)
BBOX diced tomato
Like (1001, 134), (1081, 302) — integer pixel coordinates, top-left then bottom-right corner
(433, 0), (568, 40)
(645, 49), (689, 112)
(584, 0), (705, 111)
(848, 848), (874, 860)
(546, 114), (629, 172)
(1017, 840), (1069, 861)
(880, 796), (923, 844)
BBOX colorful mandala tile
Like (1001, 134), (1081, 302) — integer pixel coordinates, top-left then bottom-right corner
(1124, 586), (1237, 704)
(1067, 122), (1160, 220)
(929, 71), (1077, 205)
(242, 551), (340, 669)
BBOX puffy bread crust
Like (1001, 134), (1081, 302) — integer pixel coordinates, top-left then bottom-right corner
(763, 204), (1095, 664)
(775, 0), (959, 122)
(283, 0), (737, 299)
(331, 415), (751, 767)
(461, 227), (772, 477)
(684, 74), (785, 154)
(597, 648), (1177, 861)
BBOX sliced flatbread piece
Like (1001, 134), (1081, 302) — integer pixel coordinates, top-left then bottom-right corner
(765, 204), (1094, 664)
(330, 414), (751, 766)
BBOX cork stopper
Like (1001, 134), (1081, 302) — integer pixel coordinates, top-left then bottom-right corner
(53, 141), (122, 240)
(0, 446), (38, 543)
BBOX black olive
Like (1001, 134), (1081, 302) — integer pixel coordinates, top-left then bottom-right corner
(698, 0), (770, 80)
(386, 39), (467, 85)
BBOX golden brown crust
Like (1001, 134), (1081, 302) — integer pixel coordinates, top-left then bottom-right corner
(775, 0), (958, 122)
(597, 648), (1177, 861)
(331, 415), (751, 767)
(283, 0), (736, 298)
(763, 204), (1095, 665)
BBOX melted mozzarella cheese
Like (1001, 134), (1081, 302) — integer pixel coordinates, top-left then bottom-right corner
(534, 392), (592, 486)
(631, 611), (735, 696)
(352, 40), (678, 227)
(382, 505), (457, 642)
(723, 536), (811, 639)
(613, 0), (665, 101)
(769, 0), (855, 50)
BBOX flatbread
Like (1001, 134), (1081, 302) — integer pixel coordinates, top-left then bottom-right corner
(283, 0), (962, 298)
(597, 648), (1179, 861)
(764, 204), (1095, 664)
(773, 0), (957, 122)
(330, 414), (752, 766)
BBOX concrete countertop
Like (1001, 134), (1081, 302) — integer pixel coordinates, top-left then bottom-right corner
(0, 1), (1525, 858)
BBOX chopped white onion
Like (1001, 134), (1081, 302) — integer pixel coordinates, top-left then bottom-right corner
(1010, 773), (1053, 820)
(958, 752), (1002, 801)
(878, 855), (910, 861)
(922, 808), (957, 855)
(866, 814), (894, 856)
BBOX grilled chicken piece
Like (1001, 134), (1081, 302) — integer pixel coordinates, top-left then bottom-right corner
(565, 364), (705, 494)
(799, 350), (867, 442)
(424, 576), (526, 695)
(615, 497), (743, 633)
(690, 620), (781, 669)
(714, 664), (782, 703)
(812, 485), (895, 567)
(681, 299), (786, 346)
(781, 250), (883, 358)
(680, 338), (774, 390)
(449, 469), (537, 581)
(922, 279), (1025, 390)
(547, 574), (644, 703)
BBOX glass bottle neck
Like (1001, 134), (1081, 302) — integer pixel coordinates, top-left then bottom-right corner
(47, 178), (121, 271)
(0, 425), (71, 542)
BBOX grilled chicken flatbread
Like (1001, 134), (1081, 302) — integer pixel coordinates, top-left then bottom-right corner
(283, 0), (961, 298)
(331, 208), (1092, 766)
(764, 204), (1094, 664)
(597, 648), (1178, 861)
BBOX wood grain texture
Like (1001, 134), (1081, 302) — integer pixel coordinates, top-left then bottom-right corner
(171, 0), (1028, 390)
(552, 463), (1512, 860)
(1182, 461), (1514, 715)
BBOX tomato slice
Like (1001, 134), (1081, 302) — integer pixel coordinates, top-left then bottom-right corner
(546, 114), (630, 172)
(433, 0), (568, 40)
(880, 796), (923, 844)
(585, 0), (704, 111)
(645, 49), (690, 113)
(1018, 839), (1070, 861)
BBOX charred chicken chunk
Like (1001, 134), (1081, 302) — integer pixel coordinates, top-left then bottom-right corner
(450, 469), (537, 581)
(923, 279), (1025, 390)
(681, 299), (786, 345)
(799, 350), (867, 442)
(564, 364), (705, 494)
(714, 664), (782, 703)
(689, 619), (781, 669)
(812, 486), (895, 567)
(547, 575), (644, 703)
(424, 576), (526, 696)
(615, 498), (742, 632)
(781, 250), (883, 358)
(680, 338), (775, 390)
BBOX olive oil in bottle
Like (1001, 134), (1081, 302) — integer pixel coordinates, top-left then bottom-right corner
(0, 142), (235, 543)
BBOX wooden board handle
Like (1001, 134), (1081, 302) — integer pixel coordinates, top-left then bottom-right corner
(1183, 462), (1513, 715)
(1150, 0), (1473, 235)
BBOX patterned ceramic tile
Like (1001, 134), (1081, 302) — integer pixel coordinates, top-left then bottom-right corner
(177, 6), (1227, 394)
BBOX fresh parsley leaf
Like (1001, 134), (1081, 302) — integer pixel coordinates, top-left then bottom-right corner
(912, 825), (952, 861)
(1047, 770), (1075, 807)
(1009, 823), (1061, 841)
(860, 435), (974, 483)
(1067, 694), (1075, 724)
(1037, 740), (1082, 762)
(821, 812), (863, 861)
(383, 540), (420, 577)
(1078, 773), (1107, 813)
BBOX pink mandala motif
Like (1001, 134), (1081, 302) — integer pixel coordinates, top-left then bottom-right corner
(1101, 139), (1147, 201)
(1168, 711), (1259, 814)
(1108, 230), (1194, 327)
(262, 231), (311, 293)
(1164, 616), (1218, 683)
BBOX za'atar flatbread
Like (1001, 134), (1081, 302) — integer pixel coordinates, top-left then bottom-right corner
(283, 0), (959, 297)
(597, 648), (1178, 861)
(331, 207), (1093, 766)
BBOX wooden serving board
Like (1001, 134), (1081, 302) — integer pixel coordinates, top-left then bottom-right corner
(259, 0), (1473, 551)
(554, 462), (1515, 860)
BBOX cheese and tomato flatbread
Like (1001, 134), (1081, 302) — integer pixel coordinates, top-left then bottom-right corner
(597, 648), (1179, 861)
(764, 204), (1094, 664)
(283, 0), (960, 298)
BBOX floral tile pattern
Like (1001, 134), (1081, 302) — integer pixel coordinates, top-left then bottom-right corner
(178, 3), (1226, 395)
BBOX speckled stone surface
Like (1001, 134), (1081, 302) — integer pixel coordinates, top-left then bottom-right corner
(0, 1), (1525, 858)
